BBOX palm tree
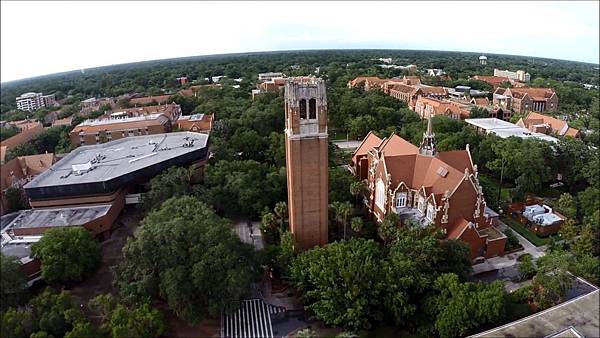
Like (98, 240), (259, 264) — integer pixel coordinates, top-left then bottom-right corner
(274, 201), (288, 231)
(349, 181), (364, 206)
(332, 201), (353, 240)
(350, 217), (364, 234)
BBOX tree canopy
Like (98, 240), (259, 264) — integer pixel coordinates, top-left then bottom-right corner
(113, 196), (259, 323)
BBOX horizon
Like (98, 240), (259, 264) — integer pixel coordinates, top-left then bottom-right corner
(1, 1), (599, 83)
(1, 47), (598, 85)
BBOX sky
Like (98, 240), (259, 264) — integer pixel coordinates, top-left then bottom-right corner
(1, 1), (599, 83)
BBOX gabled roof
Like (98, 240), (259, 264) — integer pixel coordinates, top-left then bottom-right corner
(378, 134), (419, 157)
(523, 112), (577, 136)
(447, 218), (471, 239)
(510, 88), (555, 100)
(352, 131), (383, 161)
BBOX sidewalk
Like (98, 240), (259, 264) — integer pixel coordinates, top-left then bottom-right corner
(473, 221), (546, 275)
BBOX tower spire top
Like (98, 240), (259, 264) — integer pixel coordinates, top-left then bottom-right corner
(420, 115), (437, 156)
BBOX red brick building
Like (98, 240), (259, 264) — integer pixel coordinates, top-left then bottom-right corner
(516, 112), (579, 137)
(352, 120), (506, 259)
(175, 113), (214, 133)
(285, 77), (329, 249)
(493, 87), (558, 114)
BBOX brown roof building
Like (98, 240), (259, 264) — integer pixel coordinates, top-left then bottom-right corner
(516, 112), (579, 137)
(0, 123), (45, 164)
(70, 104), (182, 146)
(129, 94), (174, 106)
(493, 87), (558, 114)
(175, 113), (214, 133)
(471, 75), (512, 88)
(352, 120), (506, 259)
(414, 97), (471, 120)
(1, 153), (56, 215)
(347, 76), (388, 91)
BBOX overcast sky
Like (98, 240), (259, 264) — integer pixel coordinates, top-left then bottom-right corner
(1, 1), (599, 83)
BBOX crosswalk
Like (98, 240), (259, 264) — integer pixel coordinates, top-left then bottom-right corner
(221, 298), (286, 338)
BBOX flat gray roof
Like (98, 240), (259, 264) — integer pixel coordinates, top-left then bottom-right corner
(25, 132), (208, 189)
(465, 118), (559, 143)
(471, 286), (599, 338)
(4, 205), (111, 230)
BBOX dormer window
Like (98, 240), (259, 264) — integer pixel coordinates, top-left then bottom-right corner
(299, 99), (307, 119)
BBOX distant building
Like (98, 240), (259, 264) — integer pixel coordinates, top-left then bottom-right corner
(352, 120), (506, 259)
(129, 94), (174, 106)
(258, 72), (284, 82)
(80, 97), (117, 114)
(0, 122), (45, 164)
(516, 112), (580, 138)
(493, 87), (558, 114)
(479, 55), (487, 65)
(426, 69), (446, 77)
(70, 104), (182, 146)
(175, 113), (214, 134)
(51, 116), (73, 128)
(0, 153), (56, 215)
(347, 76), (388, 91)
(176, 76), (188, 85)
(415, 97), (471, 120)
(471, 75), (512, 88)
(465, 118), (559, 142)
(16, 92), (57, 112)
(494, 69), (530, 82)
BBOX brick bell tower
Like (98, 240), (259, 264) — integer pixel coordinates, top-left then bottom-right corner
(284, 77), (329, 249)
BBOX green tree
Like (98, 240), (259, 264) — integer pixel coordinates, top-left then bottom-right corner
(350, 217), (364, 234)
(378, 213), (400, 245)
(64, 321), (101, 338)
(29, 289), (87, 338)
(140, 165), (195, 211)
(1, 253), (29, 311)
(277, 231), (296, 277)
(1, 308), (33, 338)
(296, 328), (317, 338)
(531, 250), (575, 309)
(349, 181), (364, 206)
(559, 218), (579, 243)
(331, 201), (353, 240)
(347, 115), (378, 140)
(5, 142), (37, 161)
(557, 193), (577, 220)
(31, 227), (101, 283)
(4, 186), (28, 212)
(89, 294), (166, 338)
(437, 239), (473, 281)
(113, 196), (258, 323)
(291, 238), (384, 330)
(518, 254), (537, 280)
(427, 273), (507, 338)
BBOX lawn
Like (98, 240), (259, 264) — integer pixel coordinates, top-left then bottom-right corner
(479, 174), (512, 206)
(501, 216), (559, 247)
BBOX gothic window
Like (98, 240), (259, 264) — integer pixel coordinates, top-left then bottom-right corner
(299, 99), (307, 119)
(426, 203), (435, 221)
(309, 98), (317, 119)
(376, 179), (385, 210)
(395, 192), (407, 208)
(417, 195), (425, 213)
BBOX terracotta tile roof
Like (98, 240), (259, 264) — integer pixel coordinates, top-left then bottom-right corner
(472, 75), (511, 86)
(0, 125), (44, 155)
(447, 218), (470, 239)
(510, 88), (555, 101)
(378, 134), (419, 157)
(472, 97), (490, 106)
(522, 112), (577, 136)
(52, 116), (73, 127)
(1, 153), (55, 191)
(352, 131), (383, 161)
(564, 127), (580, 137)
(437, 150), (473, 173)
(388, 83), (420, 94)
(130, 94), (174, 106)
(420, 86), (447, 95)
(71, 118), (166, 134)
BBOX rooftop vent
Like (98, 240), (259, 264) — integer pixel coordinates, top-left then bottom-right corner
(436, 166), (449, 177)
(72, 161), (92, 173)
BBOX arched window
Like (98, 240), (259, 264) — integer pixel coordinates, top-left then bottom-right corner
(376, 179), (386, 210)
(299, 99), (307, 119)
(309, 98), (317, 119)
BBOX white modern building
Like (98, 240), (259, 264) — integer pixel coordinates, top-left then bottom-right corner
(258, 72), (284, 81)
(493, 69), (530, 82)
(479, 55), (487, 65)
(16, 92), (57, 112)
(465, 118), (558, 143)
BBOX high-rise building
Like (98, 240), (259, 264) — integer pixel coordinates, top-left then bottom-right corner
(15, 92), (56, 112)
(284, 77), (329, 249)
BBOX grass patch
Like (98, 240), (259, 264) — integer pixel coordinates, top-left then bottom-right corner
(479, 174), (512, 207)
(502, 217), (558, 247)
